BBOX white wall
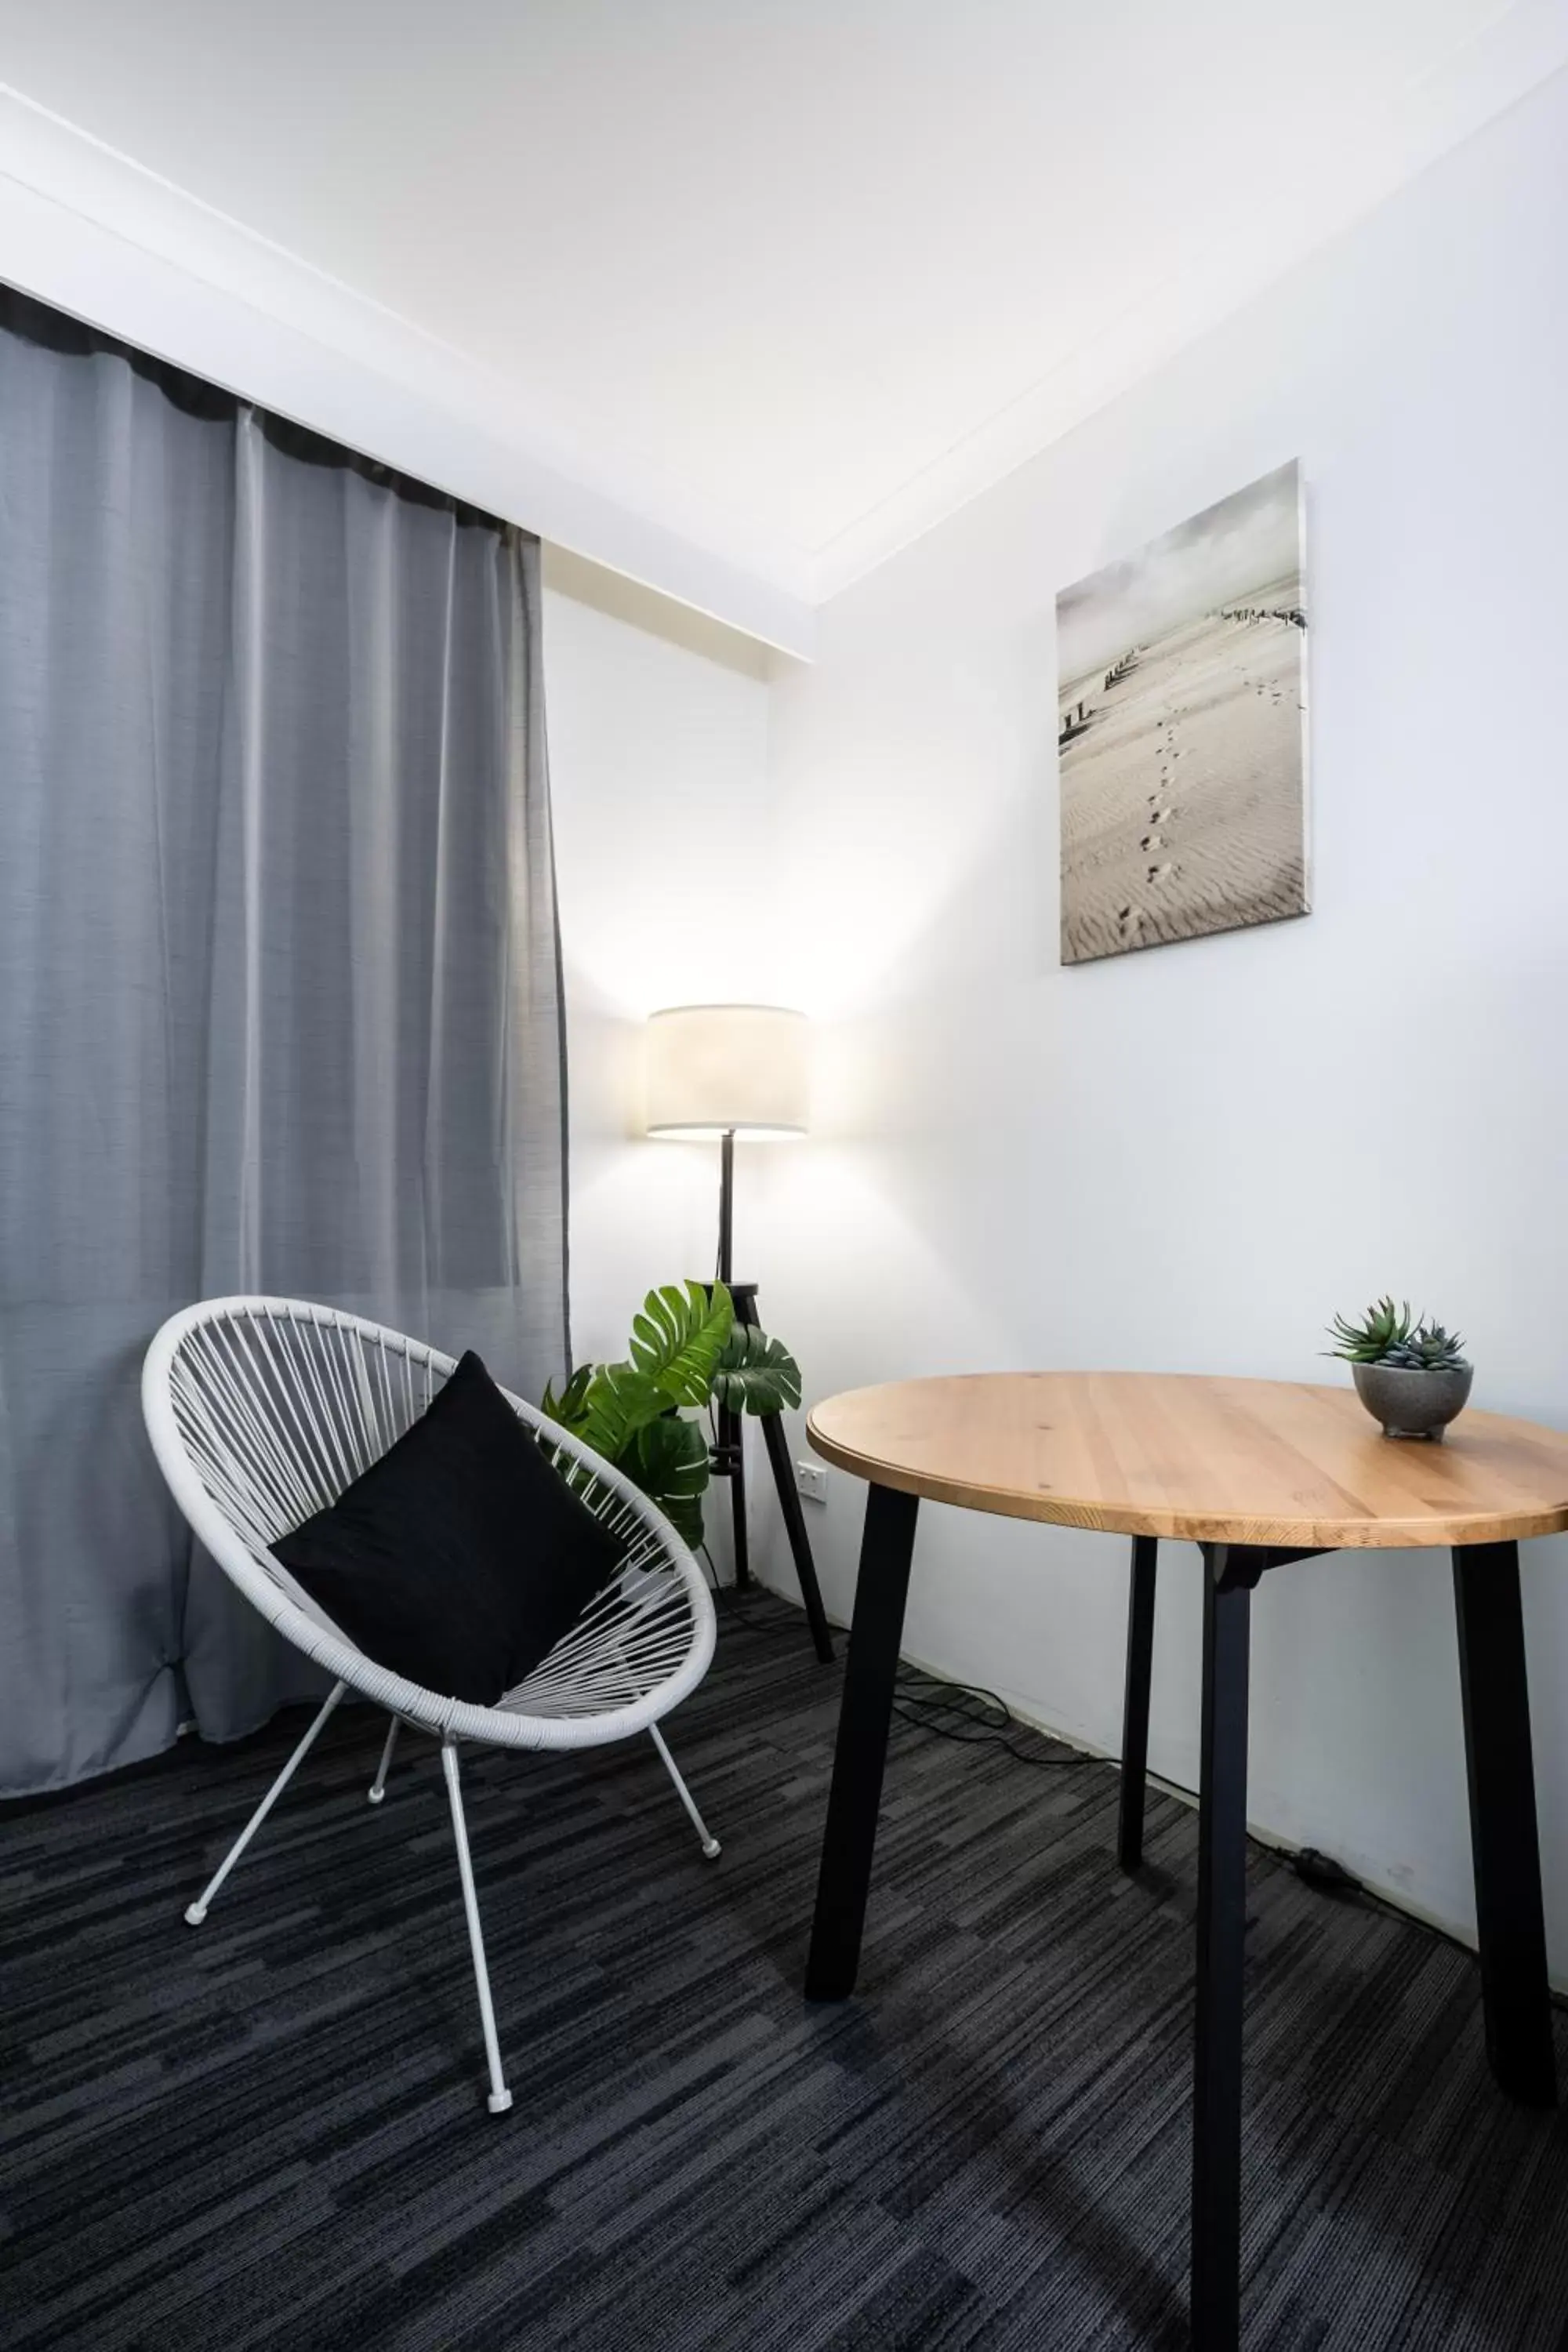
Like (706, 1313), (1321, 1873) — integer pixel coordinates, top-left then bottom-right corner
(754, 67), (1568, 1979)
(542, 549), (781, 1570)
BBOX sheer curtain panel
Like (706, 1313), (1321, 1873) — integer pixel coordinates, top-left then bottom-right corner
(0, 291), (569, 1793)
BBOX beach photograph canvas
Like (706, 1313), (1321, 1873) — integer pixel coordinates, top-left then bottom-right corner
(1057, 461), (1308, 965)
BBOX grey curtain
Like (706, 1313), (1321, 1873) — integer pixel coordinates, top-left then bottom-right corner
(0, 295), (570, 1795)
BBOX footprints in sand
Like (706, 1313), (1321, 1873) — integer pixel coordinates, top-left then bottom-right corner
(1104, 750), (1193, 943)
(1143, 790), (1178, 869)
(1120, 783), (1181, 934)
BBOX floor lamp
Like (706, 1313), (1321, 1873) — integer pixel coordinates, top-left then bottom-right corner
(645, 1004), (834, 1664)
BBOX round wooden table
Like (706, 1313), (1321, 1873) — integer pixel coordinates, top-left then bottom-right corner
(804, 1373), (1568, 2352)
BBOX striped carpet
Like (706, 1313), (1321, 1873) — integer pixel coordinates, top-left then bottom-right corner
(2, 1594), (1566, 2351)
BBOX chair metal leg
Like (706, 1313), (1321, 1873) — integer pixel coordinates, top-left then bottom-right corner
(1118, 1534), (1159, 1868)
(184, 1680), (347, 1926)
(649, 1722), (721, 1859)
(440, 1739), (513, 2116)
(368, 1715), (401, 1805)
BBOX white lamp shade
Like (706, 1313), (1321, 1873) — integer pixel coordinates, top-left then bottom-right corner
(645, 1004), (809, 1139)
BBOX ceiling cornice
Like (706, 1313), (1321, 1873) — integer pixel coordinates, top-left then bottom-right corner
(0, 83), (817, 659)
(2, 4), (1565, 642)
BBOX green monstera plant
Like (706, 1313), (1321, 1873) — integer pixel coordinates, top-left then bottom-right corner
(541, 1281), (801, 1551)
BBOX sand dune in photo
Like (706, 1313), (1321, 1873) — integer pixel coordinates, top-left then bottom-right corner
(1058, 580), (1307, 965)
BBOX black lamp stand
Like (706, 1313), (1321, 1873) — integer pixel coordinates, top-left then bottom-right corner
(710, 1127), (834, 1664)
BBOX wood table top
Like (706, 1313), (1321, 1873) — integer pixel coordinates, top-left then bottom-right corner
(806, 1373), (1568, 1549)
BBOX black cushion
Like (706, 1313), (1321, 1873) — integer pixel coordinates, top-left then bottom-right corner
(273, 1351), (623, 1704)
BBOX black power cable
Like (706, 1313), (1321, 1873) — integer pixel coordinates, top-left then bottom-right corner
(698, 1547), (796, 1634)
(891, 1662), (1078, 1770)
(702, 1559), (1534, 1967)
(700, 1550), (1077, 1770)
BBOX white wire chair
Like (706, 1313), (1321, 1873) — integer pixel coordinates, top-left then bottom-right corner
(142, 1295), (720, 2115)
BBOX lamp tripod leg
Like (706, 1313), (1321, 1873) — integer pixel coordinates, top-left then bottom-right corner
(724, 1400), (751, 1587)
(735, 1285), (834, 1664)
(712, 1129), (833, 1662)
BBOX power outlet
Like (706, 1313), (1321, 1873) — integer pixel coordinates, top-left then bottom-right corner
(794, 1460), (829, 1505)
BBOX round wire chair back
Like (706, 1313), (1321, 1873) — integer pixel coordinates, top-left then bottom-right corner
(143, 1296), (716, 1753)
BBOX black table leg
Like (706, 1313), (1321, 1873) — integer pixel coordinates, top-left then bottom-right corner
(1119, 1533), (1159, 1869)
(1191, 1543), (1258, 2352)
(1452, 1542), (1557, 2107)
(805, 1483), (920, 1999)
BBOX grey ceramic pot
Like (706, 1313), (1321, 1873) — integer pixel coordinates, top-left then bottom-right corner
(1352, 1360), (1473, 1441)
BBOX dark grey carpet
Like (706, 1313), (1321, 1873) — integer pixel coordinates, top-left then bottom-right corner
(2, 1594), (1566, 2352)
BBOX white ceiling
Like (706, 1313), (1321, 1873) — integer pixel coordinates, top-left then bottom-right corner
(2, 1), (1566, 636)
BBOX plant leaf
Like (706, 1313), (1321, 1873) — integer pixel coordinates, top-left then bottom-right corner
(712, 1324), (803, 1415)
(619, 1414), (711, 1550)
(540, 1360), (594, 1434)
(577, 1359), (670, 1459)
(1326, 1295), (1418, 1362)
(629, 1280), (735, 1407)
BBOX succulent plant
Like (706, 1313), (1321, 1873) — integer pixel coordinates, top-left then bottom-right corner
(1326, 1298), (1469, 1371)
(1383, 1321), (1469, 1372)
(1327, 1296), (1412, 1361)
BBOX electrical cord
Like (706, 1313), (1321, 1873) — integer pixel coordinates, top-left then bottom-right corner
(701, 1548), (1076, 1762)
(1287, 1846), (1363, 1897)
(701, 1560), (1552, 1980)
(891, 1662), (1078, 1769)
(698, 1546), (787, 1632)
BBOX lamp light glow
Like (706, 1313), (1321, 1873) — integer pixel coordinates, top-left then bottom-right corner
(645, 1004), (809, 1141)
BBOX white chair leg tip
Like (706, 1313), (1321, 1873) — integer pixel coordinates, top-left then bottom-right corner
(487, 2088), (514, 2115)
(366, 1787), (385, 1805)
(183, 1903), (208, 1927)
(702, 1838), (721, 1860)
